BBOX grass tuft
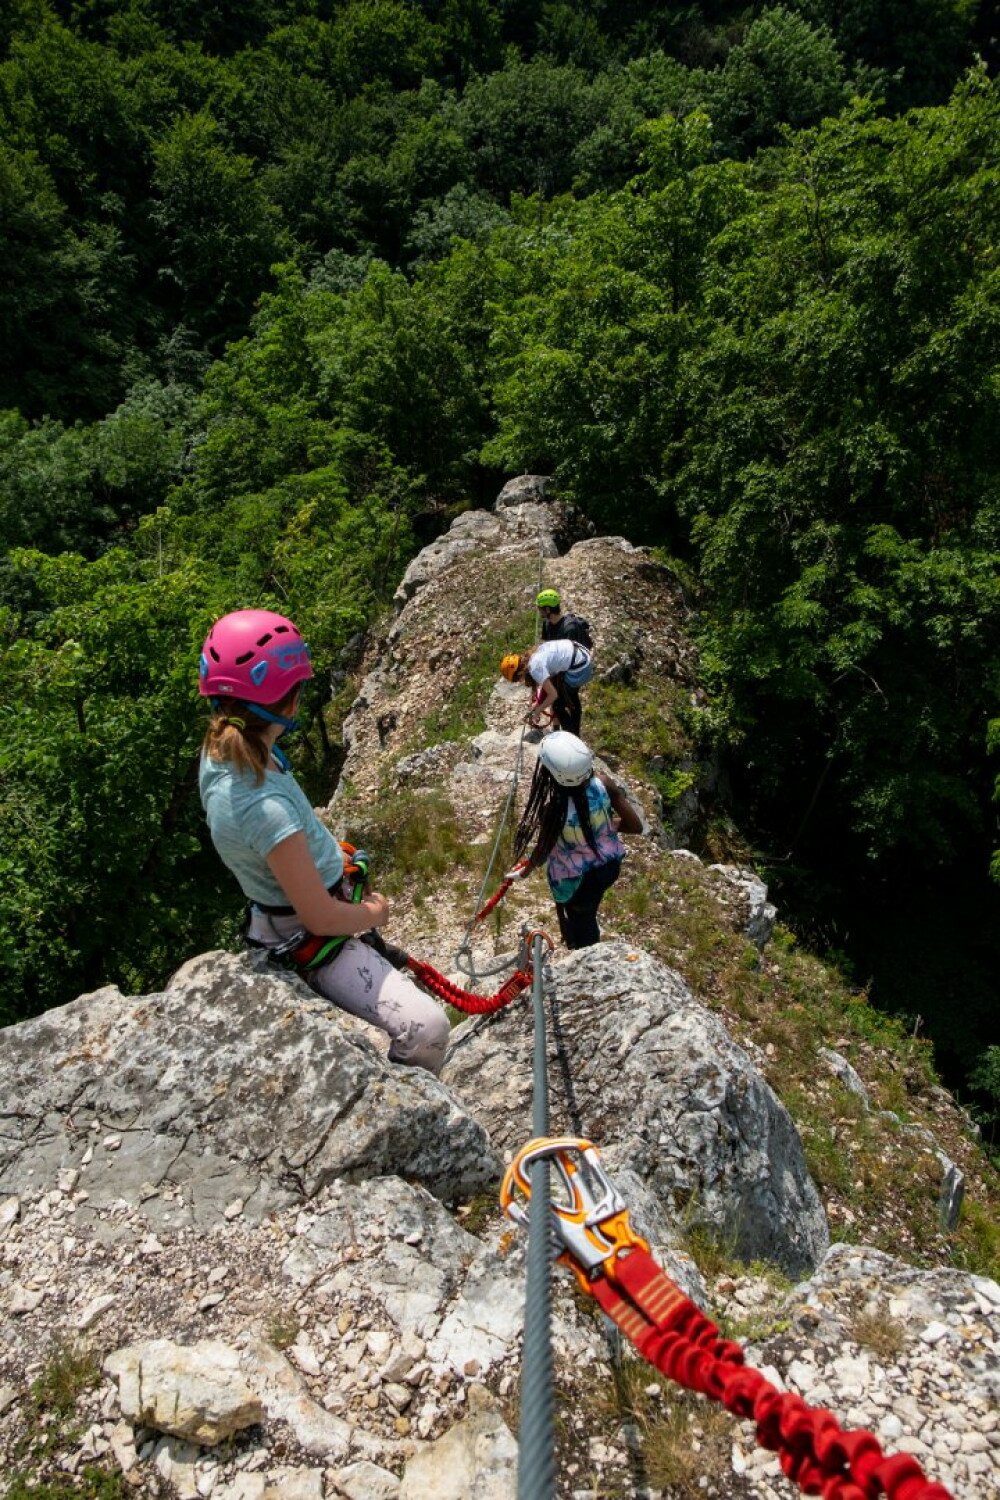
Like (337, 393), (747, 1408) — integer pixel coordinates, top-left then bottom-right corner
(28, 1342), (101, 1420)
(850, 1305), (907, 1362)
(351, 787), (474, 897)
(7, 1341), (119, 1498)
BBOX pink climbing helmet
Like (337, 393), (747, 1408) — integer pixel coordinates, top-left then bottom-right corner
(198, 609), (313, 704)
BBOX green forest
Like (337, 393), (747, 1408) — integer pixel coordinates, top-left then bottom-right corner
(1, 1), (998, 1135)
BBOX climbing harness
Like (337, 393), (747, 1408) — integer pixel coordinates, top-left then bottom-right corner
(245, 822), (536, 1011)
(246, 842), (370, 972)
(502, 1137), (955, 1500)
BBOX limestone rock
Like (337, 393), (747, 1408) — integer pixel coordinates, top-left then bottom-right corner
(818, 1048), (870, 1109)
(0, 952), (498, 1225)
(393, 743), (461, 788)
(280, 1178), (528, 1376)
(754, 1243), (1000, 1497)
(77, 1292), (116, 1330)
(262, 1467), (324, 1500)
(399, 1395), (517, 1499)
(215, 1480), (265, 1500)
(334, 1460), (402, 1498)
(390, 486), (588, 613)
(152, 1435), (201, 1497)
(708, 864), (777, 949)
(104, 1339), (263, 1444)
(493, 474), (554, 508)
(442, 943), (829, 1275)
(935, 1151), (965, 1233)
(0, 1196), (20, 1240)
(237, 1337), (353, 1463)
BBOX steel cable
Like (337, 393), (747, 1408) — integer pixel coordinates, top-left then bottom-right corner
(516, 933), (556, 1500)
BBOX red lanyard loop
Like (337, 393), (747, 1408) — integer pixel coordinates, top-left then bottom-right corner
(501, 1136), (955, 1500)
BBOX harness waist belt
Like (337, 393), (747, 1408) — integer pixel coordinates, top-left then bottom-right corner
(254, 882), (339, 916)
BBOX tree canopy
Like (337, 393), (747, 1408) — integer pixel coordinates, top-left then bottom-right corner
(1, 1), (997, 1126)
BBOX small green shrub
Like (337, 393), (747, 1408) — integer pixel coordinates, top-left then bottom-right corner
(29, 1343), (101, 1420)
(265, 1309), (301, 1350)
(420, 616), (534, 745)
(6, 1470), (127, 1500)
(952, 1198), (1000, 1282)
(7, 1342), (114, 1498)
(649, 766), (697, 809)
(585, 679), (691, 769)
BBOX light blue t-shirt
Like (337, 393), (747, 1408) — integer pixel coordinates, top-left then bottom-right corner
(199, 751), (344, 907)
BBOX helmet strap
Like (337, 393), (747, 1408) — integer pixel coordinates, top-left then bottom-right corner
(247, 701), (301, 733)
(211, 697), (300, 735)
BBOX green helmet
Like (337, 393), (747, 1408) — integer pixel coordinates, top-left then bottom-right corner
(536, 588), (561, 609)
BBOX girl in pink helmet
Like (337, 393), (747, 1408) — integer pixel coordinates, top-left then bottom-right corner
(198, 608), (450, 1074)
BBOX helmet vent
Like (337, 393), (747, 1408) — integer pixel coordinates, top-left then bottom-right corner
(256, 632), (273, 646)
(274, 625), (289, 634)
(209, 647), (220, 662)
(234, 650), (254, 665)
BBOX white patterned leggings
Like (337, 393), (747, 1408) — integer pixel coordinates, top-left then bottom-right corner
(247, 908), (450, 1075)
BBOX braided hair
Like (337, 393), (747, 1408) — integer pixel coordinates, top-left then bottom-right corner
(513, 760), (598, 867)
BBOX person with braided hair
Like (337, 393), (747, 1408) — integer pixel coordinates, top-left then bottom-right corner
(505, 731), (641, 949)
(197, 609), (449, 1074)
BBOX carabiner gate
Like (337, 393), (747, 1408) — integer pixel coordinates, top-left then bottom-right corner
(500, 1136), (648, 1291)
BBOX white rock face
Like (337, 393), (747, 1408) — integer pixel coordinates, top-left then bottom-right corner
(391, 493), (589, 611)
(493, 474), (555, 509)
(744, 1243), (1000, 1497)
(104, 1339), (263, 1444)
(442, 943), (829, 1275)
(399, 1393), (517, 1499)
(280, 1177), (536, 1379)
(237, 1338), (353, 1462)
(334, 1460), (402, 1498)
(0, 1197), (21, 1240)
(0, 952), (499, 1228)
(818, 1047), (871, 1108)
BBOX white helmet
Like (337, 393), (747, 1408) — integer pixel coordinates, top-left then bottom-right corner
(537, 731), (594, 787)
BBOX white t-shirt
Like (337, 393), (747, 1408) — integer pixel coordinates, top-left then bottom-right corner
(528, 639), (586, 684)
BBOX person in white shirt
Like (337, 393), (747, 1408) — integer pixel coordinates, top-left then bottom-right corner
(500, 638), (594, 736)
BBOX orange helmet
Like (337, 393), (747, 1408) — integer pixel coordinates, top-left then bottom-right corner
(500, 653), (524, 682)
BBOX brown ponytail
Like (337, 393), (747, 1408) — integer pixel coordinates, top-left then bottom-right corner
(202, 689), (300, 785)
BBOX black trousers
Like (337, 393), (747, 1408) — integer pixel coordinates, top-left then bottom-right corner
(552, 675), (582, 736)
(555, 859), (622, 949)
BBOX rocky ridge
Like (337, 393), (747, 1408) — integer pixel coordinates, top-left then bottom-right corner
(2, 478), (998, 1498)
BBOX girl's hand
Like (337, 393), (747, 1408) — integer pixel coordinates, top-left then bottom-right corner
(362, 891), (390, 928)
(267, 832), (390, 936)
